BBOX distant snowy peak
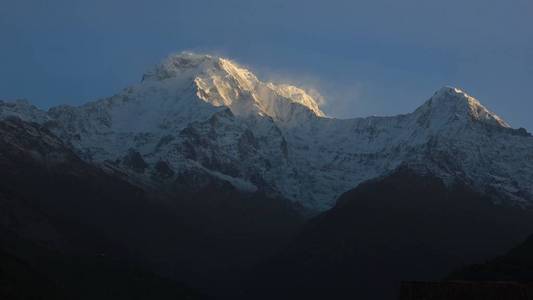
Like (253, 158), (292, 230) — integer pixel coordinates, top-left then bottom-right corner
(142, 52), (325, 119)
(415, 86), (510, 130)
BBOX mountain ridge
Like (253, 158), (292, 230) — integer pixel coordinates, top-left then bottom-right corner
(1, 52), (532, 211)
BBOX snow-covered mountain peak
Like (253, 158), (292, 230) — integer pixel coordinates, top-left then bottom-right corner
(141, 52), (325, 119)
(415, 86), (510, 129)
(141, 52), (219, 82)
(431, 86), (484, 110)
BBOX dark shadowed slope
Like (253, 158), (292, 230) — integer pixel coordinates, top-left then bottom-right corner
(0, 117), (208, 299)
(448, 234), (533, 283)
(246, 167), (533, 300)
(397, 235), (533, 300)
(0, 117), (303, 299)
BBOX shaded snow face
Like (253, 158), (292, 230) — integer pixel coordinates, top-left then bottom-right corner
(1, 52), (532, 212)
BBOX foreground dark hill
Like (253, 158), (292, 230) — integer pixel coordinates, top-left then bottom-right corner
(0, 117), (207, 299)
(0, 117), (303, 298)
(449, 234), (533, 283)
(397, 234), (533, 299)
(246, 167), (533, 300)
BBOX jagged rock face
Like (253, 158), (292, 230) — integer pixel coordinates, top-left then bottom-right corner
(1, 53), (532, 211)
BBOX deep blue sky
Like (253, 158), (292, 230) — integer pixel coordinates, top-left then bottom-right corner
(1, 0), (532, 129)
